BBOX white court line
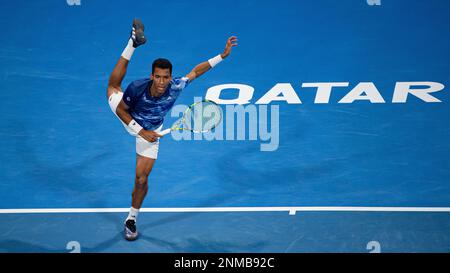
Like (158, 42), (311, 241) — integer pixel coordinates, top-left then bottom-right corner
(0, 206), (450, 215)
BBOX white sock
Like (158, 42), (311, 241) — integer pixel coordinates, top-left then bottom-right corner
(126, 207), (139, 222)
(121, 39), (135, 61)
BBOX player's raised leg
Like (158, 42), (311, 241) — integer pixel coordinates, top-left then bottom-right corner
(107, 18), (147, 99)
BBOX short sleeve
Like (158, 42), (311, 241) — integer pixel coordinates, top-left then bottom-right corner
(123, 82), (138, 108)
(170, 77), (190, 91)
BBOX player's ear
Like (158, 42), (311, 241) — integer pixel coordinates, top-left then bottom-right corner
(150, 73), (154, 80)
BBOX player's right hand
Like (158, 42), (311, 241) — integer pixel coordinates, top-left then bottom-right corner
(138, 129), (163, 142)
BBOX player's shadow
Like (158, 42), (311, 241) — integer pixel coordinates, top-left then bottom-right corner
(179, 237), (266, 253)
(139, 192), (232, 230)
(78, 231), (266, 253)
(139, 235), (267, 253)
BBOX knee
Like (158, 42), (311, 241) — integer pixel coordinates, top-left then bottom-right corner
(135, 174), (148, 187)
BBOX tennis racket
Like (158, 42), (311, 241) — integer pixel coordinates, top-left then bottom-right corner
(160, 99), (223, 136)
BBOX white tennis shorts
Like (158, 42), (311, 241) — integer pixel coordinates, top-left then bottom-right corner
(108, 91), (161, 159)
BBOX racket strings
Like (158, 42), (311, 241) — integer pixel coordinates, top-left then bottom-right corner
(183, 101), (222, 133)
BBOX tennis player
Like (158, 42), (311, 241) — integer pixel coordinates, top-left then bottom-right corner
(107, 19), (237, 240)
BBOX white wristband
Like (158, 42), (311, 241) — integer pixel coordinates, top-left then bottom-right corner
(208, 54), (223, 68)
(128, 119), (143, 134)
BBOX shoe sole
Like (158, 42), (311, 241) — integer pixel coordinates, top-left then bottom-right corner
(132, 19), (146, 45)
(125, 232), (138, 241)
(133, 18), (145, 31)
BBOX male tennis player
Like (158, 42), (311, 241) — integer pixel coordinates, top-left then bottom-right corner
(107, 19), (237, 240)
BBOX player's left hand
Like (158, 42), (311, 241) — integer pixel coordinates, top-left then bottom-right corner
(221, 36), (238, 59)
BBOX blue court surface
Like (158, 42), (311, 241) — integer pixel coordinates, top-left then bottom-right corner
(0, 0), (449, 253)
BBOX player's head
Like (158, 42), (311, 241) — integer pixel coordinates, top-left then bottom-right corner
(150, 58), (172, 96)
(152, 58), (172, 75)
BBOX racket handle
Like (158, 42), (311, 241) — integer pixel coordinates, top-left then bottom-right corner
(159, 128), (172, 136)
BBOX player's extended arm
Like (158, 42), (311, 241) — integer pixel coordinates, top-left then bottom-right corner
(185, 36), (238, 82)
